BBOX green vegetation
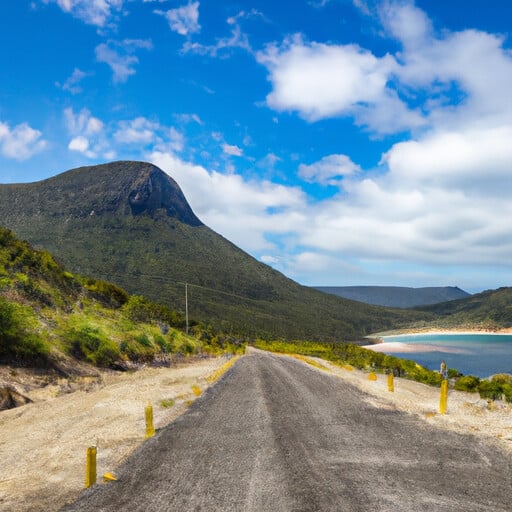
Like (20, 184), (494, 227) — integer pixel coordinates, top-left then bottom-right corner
(0, 226), (243, 369)
(414, 287), (512, 330)
(253, 339), (444, 387)
(0, 297), (50, 363)
(454, 373), (512, 402)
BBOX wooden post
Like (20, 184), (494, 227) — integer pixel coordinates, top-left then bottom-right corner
(145, 403), (155, 438)
(439, 379), (448, 414)
(85, 446), (97, 488)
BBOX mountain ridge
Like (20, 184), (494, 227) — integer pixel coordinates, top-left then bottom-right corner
(315, 285), (471, 308)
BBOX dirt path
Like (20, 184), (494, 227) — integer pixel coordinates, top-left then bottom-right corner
(0, 356), (234, 512)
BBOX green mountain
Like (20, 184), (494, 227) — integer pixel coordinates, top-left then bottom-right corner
(414, 287), (512, 330)
(0, 161), (430, 341)
(315, 286), (470, 308)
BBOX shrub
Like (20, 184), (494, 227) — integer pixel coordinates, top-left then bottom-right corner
(478, 380), (503, 401)
(0, 297), (49, 363)
(66, 325), (120, 367)
(454, 375), (481, 393)
(120, 334), (157, 362)
(83, 278), (129, 308)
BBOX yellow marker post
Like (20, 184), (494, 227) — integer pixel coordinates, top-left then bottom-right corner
(368, 372), (378, 381)
(85, 446), (97, 489)
(387, 373), (394, 392)
(439, 379), (448, 414)
(145, 403), (155, 438)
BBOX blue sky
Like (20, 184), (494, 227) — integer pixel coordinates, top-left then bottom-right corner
(1, 0), (512, 293)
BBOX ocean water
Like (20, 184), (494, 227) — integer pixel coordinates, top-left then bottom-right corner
(380, 333), (512, 378)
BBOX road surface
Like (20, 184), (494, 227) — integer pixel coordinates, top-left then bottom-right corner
(62, 351), (512, 511)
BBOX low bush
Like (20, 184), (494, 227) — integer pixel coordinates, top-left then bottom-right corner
(0, 297), (50, 363)
(66, 325), (119, 367)
(454, 375), (481, 392)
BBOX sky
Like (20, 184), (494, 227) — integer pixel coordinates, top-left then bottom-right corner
(1, 0), (512, 294)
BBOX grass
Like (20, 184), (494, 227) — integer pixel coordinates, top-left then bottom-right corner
(159, 399), (175, 408)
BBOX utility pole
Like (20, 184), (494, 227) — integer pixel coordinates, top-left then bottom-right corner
(185, 283), (189, 334)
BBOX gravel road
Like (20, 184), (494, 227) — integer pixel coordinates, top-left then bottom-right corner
(61, 351), (512, 512)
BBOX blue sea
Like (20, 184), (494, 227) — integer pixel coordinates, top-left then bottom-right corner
(379, 333), (512, 378)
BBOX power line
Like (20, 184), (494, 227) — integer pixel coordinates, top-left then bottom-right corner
(86, 269), (276, 305)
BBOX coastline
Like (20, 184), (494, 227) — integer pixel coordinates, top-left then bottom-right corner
(371, 327), (512, 338)
(362, 330), (512, 378)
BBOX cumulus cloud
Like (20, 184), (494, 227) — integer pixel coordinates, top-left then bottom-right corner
(96, 39), (152, 83)
(68, 135), (89, 153)
(64, 107), (103, 136)
(0, 121), (47, 160)
(256, 35), (423, 133)
(42, 0), (123, 27)
(156, 1), (200, 36)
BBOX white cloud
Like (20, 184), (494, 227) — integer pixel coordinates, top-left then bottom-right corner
(64, 107), (103, 136)
(298, 154), (361, 186)
(182, 23), (251, 56)
(256, 35), (423, 133)
(114, 117), (160, 144)
(222, 143), (243, 157)
(43, 0), (123, 27)
(175, 113), (203, 125)
(68, 135), (96, 158)
(0, 121), (47, 160)
(95, 39), (152, 83)
(382, 126), (512, 189)
(156, 1), (200, 36)
(64, 108), (109, 158)
(59, 68), (88, 94)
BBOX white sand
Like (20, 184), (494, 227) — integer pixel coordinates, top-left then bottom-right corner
(362, 341), (471, 354)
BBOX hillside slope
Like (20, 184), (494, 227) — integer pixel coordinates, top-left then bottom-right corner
(315, 286), (470, 308)
(0, 226), (223, 377)
(414, 287), (512, 330)
(0, 161), (430, 340)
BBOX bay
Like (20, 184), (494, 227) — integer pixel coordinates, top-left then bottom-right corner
(377, 333), (512, 378)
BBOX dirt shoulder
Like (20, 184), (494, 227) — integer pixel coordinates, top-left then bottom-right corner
(0, 356), (235, 512)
